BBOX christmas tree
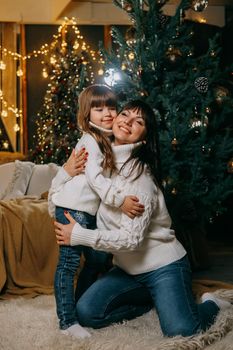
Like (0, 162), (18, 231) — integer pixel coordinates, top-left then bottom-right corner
(31, 18), (96, 165)
(101, 0), (233, 266)
(0, 117), (13, 152)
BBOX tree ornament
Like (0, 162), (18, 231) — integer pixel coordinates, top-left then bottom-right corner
(227, 158), (233, 174)
(171, 187), (177, 195)
(194, 77), (208, 93)
(125, 26), (137, 46)
(171, 137), (179, 150)
(158, 13), (168, 27)
(128, 52), (135, 60)
(166, 46), (182, 66)
(137, 65), (143, 76)
(191, 0), (208, 12)
(121, 1), (133, 12)
(214, 85), (229, 104)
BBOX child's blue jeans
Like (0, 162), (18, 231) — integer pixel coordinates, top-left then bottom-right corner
(54, 206), (112, 330)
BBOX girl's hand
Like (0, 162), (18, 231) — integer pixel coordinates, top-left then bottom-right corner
(54, 211), (76, 245)
(120, 196), (145, 219)
(63, 148), (88, 177)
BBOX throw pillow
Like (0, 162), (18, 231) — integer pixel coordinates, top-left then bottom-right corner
(26, 163), (59, 196)
(2, 160), (35, 200)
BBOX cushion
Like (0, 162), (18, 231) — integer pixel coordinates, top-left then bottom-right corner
(0, 163), (15, 199)
(1, 160), (35, 200)
(26, 163), (59, 196)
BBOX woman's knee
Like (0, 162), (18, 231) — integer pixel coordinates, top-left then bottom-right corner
(162, 321), (200, 337)
(76, 299), (95, 327)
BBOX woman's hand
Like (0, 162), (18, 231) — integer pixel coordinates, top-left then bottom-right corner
(63, 148), (88, 177)
(54, 211), (77, 245)
(120, 196), (145, 219)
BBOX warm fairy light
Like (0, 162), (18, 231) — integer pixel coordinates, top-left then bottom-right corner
(1, 16), (100, 150)
(0, 60), (6, 70)
(73, 41), (79, 50)
(98, 68), (104, 75)
(1, 110), (8, 118)
(13, 124), (20, 132)
(197, 17), (207, 23)
(42, 68), (48, 78)
(16, 68), (23, 76)
(3, 141), (9, 149)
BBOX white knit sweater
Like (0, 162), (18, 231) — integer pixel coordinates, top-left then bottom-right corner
(71, 142), (186, 275)
(48, 133), (125, 217)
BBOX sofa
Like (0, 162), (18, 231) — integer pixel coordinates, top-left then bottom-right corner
(0, 160), (60, 299)
(0, 160), (59, 200)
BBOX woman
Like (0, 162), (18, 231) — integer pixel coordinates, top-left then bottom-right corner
(54, 100), (230, 337)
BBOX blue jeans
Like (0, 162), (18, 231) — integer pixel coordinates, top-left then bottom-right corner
(54, 206), (112, 330)
(76, 255), (219, 337)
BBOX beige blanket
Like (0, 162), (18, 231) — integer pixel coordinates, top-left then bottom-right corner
(0, 197), (58, 299)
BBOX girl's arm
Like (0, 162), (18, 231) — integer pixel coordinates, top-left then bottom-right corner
(50, 147), (86, 191)
(48, 147), (86, 217)
(82, 134), (144, 216)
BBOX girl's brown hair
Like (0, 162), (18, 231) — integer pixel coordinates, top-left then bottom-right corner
(77, 84), (117, 170)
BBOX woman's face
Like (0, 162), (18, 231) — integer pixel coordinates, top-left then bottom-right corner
(113, 108), (147, 145)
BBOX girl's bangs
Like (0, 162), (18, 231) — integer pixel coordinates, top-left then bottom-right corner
(90, 92), (117, 107)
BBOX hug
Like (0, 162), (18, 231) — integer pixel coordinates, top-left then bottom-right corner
(50, 84), (231, 339)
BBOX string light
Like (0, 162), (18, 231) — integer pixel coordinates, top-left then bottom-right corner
(1, 17), (99, 149)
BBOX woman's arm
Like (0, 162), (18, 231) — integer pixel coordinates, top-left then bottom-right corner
(55, 191), (156, 252)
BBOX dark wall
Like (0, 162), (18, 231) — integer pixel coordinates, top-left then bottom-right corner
(25, 25), (104, 150)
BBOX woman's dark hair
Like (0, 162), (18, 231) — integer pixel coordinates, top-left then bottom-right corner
(120, 100), (161, 187)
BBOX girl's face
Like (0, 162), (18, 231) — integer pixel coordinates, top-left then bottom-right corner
(90, 105), (117, 130)
(113, 108), (147, 145)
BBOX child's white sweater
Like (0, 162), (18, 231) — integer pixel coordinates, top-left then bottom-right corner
(48, 133), (124, 217)
(71, 142), (186, 275)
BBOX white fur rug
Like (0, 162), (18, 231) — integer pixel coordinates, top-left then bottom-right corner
(1, 290), (233, 350)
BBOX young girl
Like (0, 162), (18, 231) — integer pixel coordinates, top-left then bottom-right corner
(55, 99), (231, 338)
(48, 85), (144, 339)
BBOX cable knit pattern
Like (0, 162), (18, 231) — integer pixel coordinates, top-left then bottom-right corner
(71, 142), (186, 275)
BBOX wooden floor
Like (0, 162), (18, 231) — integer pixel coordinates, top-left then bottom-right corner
(192, 241), (233, 284)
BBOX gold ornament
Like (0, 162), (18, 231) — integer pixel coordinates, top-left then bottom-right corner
(171, 137), (179, 150)
(166, 46), (182, 63)
(128, 52), (135, 60)
(215, 86), (229, 104)
(191, 0), (208, 12)
(125, 26), (137, 46)
(171, 188), (177, 195)
(227, 158), (233, 174)
(121, 1), (132, 12)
